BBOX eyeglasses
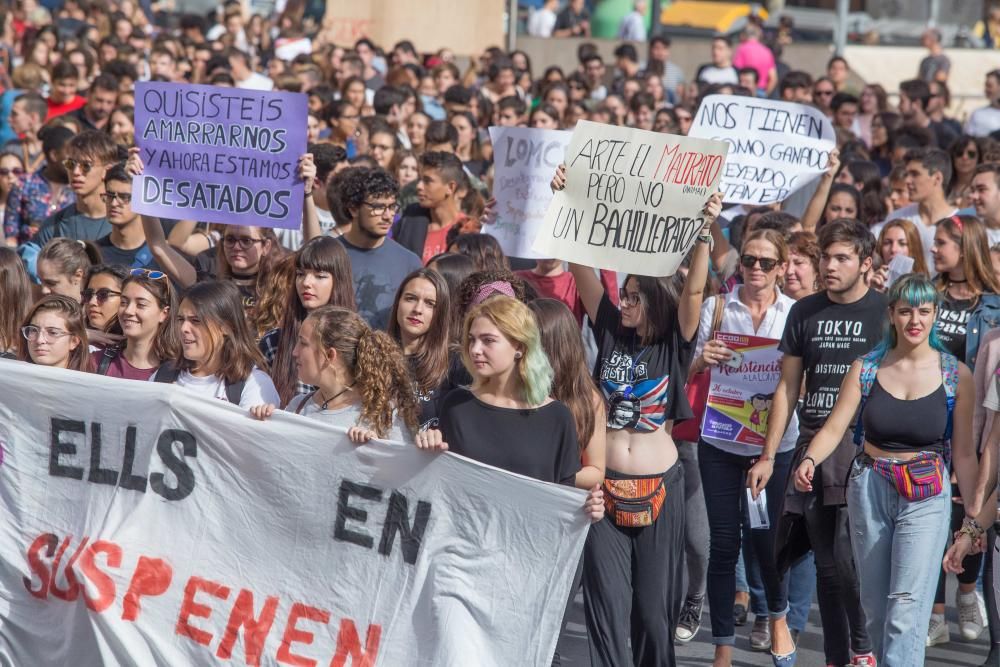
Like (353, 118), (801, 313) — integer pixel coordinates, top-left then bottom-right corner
(0, 167), (24, 177)
(223, 235), (265, 249)
(21, 325), (71, 342)
(365, 201), (400, 216)
(740, 254), (779, 271)
(618, 288), (642, 307)
(130, 268), (167, 280)
(100, 191), (132, 204)
(62, 158), (101, 175)
(82, 287), (122, 303)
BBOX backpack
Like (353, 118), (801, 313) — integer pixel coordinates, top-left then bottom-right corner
(852, 349), (960, 451)
(151, 362), (247, 405)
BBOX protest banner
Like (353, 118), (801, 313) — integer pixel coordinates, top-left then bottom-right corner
(487, 126), (571, 259)
(131, 81), (308, 230)
(0, 363), (589, 666)
(533, 120), (729, 277)
(688, 95), (836, 206)
(701, 333), (783, 446)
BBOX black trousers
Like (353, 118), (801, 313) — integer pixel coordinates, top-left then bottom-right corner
(583, 463), (685, 667)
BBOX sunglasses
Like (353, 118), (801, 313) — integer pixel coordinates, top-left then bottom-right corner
(740, 254), (779, 271)
(0, 167), (24, 177)
(130, 268), (167, 279)
(62, 158), (101, 175)
(100, 191), (132, 204)
(815, 89), (835, 97)
(223, 235), (265, 249)
(82, 287), (122, 303)
(958, 150), (979, 159)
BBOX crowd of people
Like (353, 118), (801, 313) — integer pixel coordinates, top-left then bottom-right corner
(7, 0), (1000, 666)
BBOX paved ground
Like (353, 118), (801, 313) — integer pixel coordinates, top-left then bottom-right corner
(555, 577), (991, 666)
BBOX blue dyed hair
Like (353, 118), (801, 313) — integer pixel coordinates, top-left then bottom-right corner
(869, 273), (946, 361)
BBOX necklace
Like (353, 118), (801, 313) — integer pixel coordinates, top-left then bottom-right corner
(317, 382), (356, 410)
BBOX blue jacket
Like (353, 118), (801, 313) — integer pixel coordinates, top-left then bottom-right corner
(967, 293), (1000, 370)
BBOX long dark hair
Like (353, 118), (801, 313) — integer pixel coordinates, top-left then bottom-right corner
(0, 247), (30, 353)
(624, 273), (683, 344)
(86, 264), (129, 335)
(120, 271), (180, 364)
(387, 268), (452, 394)
(530, 298), (602, 450)
(271, 237), (356, 405)
(18, 295), (91, 371)
(177, 281), (267, 384)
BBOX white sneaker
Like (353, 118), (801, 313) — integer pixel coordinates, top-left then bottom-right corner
(958, 591), (985, 640)
(927, 613), (950, 647)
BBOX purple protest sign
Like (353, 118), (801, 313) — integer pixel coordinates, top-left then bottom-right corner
(131, 81), (308, 230)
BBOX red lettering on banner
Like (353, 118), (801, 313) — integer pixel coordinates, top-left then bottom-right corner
(330, 620), (382, 667)
(216, 589), (280, 665)
(122, 556), (174, 622)
(23, 533), (58, 599)
(277, 602), (331, 666)
(49, 536), (88, 601)
(79, 540), (122, 613)
(176, 576), (231, 646)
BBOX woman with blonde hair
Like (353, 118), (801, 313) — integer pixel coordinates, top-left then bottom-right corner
(251, 306), (418, 444)
(877, 218), (929, 276)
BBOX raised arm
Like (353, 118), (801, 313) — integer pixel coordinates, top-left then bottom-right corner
(801, 149), (839, 234)
(299, 153), (321, 242)
(678, 192), (723, 341)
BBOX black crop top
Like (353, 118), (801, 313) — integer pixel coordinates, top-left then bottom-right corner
(861, 379), (948, 454)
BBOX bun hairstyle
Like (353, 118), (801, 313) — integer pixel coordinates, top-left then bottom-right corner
(462, 295), (553, 406)
(305, 306), (418, 436)
(39, 237), (102, 284)
(18, 294), (91, 371)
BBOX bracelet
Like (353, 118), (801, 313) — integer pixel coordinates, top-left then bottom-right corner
(802, 455), (817, 467)
(696, 233), (714, 250)
(963, 516), (985, 538)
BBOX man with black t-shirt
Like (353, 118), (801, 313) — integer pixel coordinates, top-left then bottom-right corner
(758, 219), (884, 667)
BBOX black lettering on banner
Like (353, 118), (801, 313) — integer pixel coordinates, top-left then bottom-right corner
(378, 492), (431, 565)
(50, 418), (85, 480)
(149, 429), (196, 501)
(335, 481), (382, 548)
(120, 426), (148, 493)
(87, 422), (118, 486)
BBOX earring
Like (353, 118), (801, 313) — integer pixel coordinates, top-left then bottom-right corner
(515, 352), (522, 359)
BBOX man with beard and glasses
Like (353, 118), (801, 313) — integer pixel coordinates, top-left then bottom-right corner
(759, 219), (885, 667)
(336, 166), (421, 329)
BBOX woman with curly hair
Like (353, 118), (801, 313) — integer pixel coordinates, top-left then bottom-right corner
(251, 306), (418, 444)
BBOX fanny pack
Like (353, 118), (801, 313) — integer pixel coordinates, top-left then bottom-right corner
(602, 476), (666, 527)
(865, 452), (945, 502)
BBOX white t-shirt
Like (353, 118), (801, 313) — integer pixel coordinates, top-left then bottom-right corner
(286, 393), (414, 444)
(163, 367), (279, 408)
(527, 8), (557, 37)
(275, 208), (337, 251)
(965, 105), (1000, 138)
(237, 72), (274, 91)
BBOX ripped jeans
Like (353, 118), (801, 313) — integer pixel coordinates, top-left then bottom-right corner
(846, 457), (951, 665)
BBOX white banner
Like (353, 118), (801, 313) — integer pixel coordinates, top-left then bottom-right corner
(533, 120), (729, 277)
(487, 126), (571, 259)
(688, 95), (835, 205)
(0, 362), (588, 666)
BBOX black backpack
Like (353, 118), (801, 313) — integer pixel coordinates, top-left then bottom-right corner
(97, 346), (246, 405)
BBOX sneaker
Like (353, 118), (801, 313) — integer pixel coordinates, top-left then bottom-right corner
(750, 615), (772, 651)
(927, 613), (950, 646)
(734, 602), (748, 626)
(959, 591), (986, 640)
(850, 653), (877, 666)
(674, 597), (702, 643)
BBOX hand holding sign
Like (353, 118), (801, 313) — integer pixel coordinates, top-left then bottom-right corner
(534, 121), (729, 277)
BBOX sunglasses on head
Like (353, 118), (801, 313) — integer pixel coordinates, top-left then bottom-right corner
(82, 287), (121, 303)
(130, 268), (167, 280)
(740, 254), (779, 271)
(0, 167), (24, 177)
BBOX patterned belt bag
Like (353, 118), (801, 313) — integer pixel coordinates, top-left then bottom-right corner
(602, 476), (666, 527)
(866, 451), (945, 502)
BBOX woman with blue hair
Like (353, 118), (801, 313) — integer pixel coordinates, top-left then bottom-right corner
(792, 273), (980, 664)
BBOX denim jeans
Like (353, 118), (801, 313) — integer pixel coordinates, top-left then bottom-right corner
(787, 553), (817, 633)
(847, 458), (951, 665)
(741, 527), (769, 617)
(699, 441), (792, 645)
